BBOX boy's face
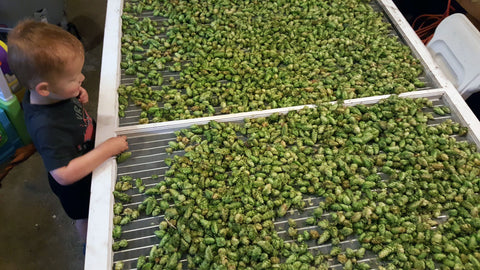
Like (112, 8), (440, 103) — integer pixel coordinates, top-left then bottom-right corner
(47, 56), (85, 100)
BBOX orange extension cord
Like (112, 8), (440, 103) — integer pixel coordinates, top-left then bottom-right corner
(412, 0), (455, 45)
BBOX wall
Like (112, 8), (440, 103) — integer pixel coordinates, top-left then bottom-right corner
(0, 0), (65, 28)
(456, 0), (480, 30)
(65, 0), (107, 50)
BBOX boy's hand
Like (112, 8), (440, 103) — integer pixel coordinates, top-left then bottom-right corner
(103, 136), (129, 156)
(77, 87), (89, 104)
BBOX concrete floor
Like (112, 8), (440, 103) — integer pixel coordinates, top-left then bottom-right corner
(0, 1), (105, 269)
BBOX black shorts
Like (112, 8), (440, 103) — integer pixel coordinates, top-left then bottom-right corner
(48, 173), (91, 220)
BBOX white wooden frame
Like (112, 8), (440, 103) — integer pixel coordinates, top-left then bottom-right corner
(84, 0), (480, 269)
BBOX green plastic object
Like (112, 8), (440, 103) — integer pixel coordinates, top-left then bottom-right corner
(0, 120), (7, 148)
(0, 96), (31, 145)
(0, 107), (23, 165)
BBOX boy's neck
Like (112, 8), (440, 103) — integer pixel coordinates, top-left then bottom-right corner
(29, 90), (63, 105)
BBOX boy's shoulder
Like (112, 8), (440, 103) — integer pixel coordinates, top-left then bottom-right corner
(23, 95), (75, 128)
(23, 92), (76, 113)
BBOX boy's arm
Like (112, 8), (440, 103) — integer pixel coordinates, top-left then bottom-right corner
(50, 136), (129, 186)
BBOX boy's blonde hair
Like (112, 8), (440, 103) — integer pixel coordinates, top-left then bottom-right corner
(7, 20), (84, 89)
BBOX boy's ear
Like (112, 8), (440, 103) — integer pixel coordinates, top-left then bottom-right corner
(34, 82), (50, 97)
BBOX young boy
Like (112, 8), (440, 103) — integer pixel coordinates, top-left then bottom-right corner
(7, 20), (129, 245)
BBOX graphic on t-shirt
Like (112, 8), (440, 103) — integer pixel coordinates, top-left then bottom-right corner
(82, 108), (94, 142)
(73, 99), (94, 152)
